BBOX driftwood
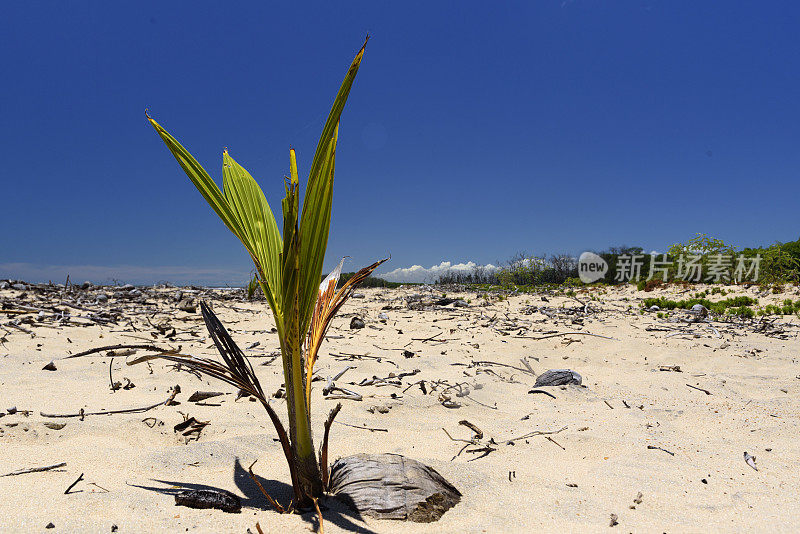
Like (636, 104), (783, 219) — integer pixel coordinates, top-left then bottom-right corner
(534, 369), (582, 387)
(328, 453), (460, 522)
(2, 462), (66, 477)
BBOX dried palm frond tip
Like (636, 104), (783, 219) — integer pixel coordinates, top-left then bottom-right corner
(305, 257), (388, 406)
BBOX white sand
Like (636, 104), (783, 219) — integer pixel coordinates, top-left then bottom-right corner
(1, 284), (798, 533)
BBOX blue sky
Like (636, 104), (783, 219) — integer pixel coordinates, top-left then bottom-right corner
(2, 1), (798, 285)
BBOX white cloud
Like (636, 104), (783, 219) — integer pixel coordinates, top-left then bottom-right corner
(0, 263), (250, 286)
(380, 261), (498, 284)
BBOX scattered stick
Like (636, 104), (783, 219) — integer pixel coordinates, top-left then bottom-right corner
(411, 332), (443, 343)
(504, 426), (567, 444)
(63, 343), (179, 359)
(519, 331), (617, 341)
(40, 387), (180, 418)
(470, 360), (537, 377)
(88, 482), (110, 493)
(459, 420), (484, 440)
(647, 445), (675, 456)
(64, 473), (84, 494)
(109, 357), (119, 392)
(334, 421), (388, 432)
(686, 383), (712, 395)
(4, 322), (34, 335)
(441, 428), (478, 462)
(466, 445), (497, 461)
(2, 462), (66, 477)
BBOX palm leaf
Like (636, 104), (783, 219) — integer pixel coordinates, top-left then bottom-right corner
(146, 113), (241, 237)
(222, 151), (283, 316)
(298, 37), (368, 340)
(147, 115), (283, 317)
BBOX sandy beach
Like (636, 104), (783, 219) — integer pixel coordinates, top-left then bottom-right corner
(0, 282), (798, 533)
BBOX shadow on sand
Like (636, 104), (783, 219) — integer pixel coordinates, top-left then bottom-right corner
(131, 457), (375, 533)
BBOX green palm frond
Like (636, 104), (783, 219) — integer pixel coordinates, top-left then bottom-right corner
(298, 37), (368, 339)
(222, 151), (283, 314)
(147, 115), (283, 320)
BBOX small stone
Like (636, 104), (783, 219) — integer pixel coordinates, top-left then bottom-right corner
(46, 523), (55, 529)
(119, 284), (135, 291)
(453, 299), (469, 307)
(0, 281), (9, 290)
(80, 281), (92, 290)
(96, 293), (108, 304)
(403, 350), (416, 358)
(44, 422), (66, 430)
(7, 406), (17, 414)
(350, 317), (365, 329)
(129, 289), (142, 297)
(690, 304), (709, 318)
(11, 283), (27, 291)
(352, 293), (365, 299)
(42, 361), (57, 371)
(378, 312), (389, 322)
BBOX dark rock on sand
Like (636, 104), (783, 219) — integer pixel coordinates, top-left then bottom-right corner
(534, 369), (582, 387)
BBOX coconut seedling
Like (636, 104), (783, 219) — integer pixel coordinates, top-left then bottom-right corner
(140, 39), (387, 509)
(139, 40), (461, 525)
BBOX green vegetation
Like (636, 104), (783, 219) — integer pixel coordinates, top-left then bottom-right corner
(432, 235), (800, 290)
(245, 273), (260, 300)
(142, 40), (384, 509)
(759, 300), (800, 316)
(642, 296), (758, 315)
(742, 242), (800, 285)
(643, 295), (800, 317)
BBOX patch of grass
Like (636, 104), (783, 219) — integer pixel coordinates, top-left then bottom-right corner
(728, 306), (755, 318)
(759, 300), (800, 315)
(642, 296), (758, 315)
